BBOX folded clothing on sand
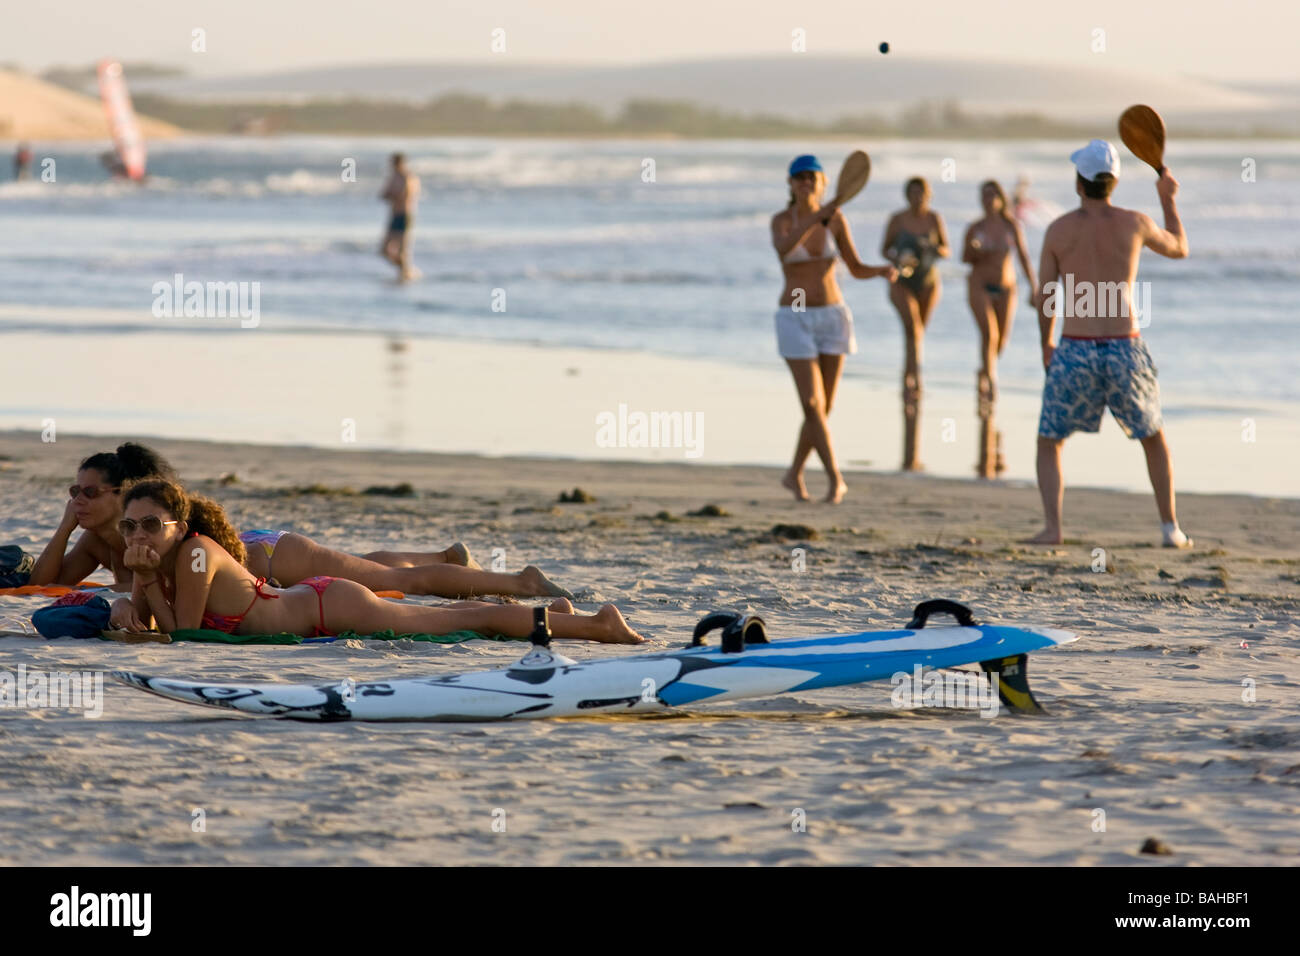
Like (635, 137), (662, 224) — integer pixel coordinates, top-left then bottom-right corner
(0, 546), (36, 588)
(32, 592), (112, 638)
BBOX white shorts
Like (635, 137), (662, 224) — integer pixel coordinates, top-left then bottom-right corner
(774, 304), (856, 359)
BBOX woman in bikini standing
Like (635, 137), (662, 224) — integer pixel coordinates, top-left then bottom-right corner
(962, 180), (1036, 477)
(882, 177), (950, 472)
(117, 480), (643, 643)
(772, 155), (896, 503)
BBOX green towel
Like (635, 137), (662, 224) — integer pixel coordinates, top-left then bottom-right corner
(154, 629), (521, 646)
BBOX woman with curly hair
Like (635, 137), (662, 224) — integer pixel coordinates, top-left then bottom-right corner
(30, 444), (572, 603)
(117, 480), (643, 643)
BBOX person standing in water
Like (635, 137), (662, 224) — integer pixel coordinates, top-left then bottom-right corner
(771, 155), (897, 504)
(1028, 140), (1192, 548)
(962, 180), (1036, 477)
(882, 177), (950, 471)
(380, 152), (420, 281)
(13, 143), (33, 180)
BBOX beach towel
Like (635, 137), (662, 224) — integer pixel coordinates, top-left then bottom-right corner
(0, 584), (96, 598)
(102, 628), (517, 645)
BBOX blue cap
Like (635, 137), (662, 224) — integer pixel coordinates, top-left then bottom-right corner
(788, 155), (823, 176)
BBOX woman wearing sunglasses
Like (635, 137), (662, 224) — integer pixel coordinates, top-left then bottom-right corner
(772, 154), (897, 504)
(27, 443), (573, 610)
(117, 479), (643, 643)
(29, 443), (176, 589)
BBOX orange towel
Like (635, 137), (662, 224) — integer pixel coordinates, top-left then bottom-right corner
(0, 583), (99, 597)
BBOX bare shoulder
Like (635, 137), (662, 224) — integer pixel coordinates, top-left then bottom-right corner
(175, 534), (222, 571)
(1043, 209), (1082, 241)
(1124, 207), (1154, 230)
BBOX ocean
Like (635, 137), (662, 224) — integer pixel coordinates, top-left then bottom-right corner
(1, 134), (1297, 485)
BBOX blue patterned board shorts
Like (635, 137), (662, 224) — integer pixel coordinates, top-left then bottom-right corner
(1038, 337), (1163, 440)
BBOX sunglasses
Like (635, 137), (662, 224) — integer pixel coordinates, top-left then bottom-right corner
(69, 484), (120, 500)
(118, 517), (179, 536)
(791, 171), (819, 183)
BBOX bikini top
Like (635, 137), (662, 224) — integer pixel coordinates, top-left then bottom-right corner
(201, 577), (278, 634)
(893, 228), (938, 271)
(180, 531), (279, 633)
(782, 213), (839, 263)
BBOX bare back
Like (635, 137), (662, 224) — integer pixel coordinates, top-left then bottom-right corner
(1041, 205), (1148, 338)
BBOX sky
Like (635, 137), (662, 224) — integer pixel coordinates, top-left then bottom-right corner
(7, 0), (1297, 84)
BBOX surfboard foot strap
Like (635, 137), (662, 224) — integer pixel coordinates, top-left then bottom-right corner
(528, 607), (552, 648)
(979, 653), (1045, 714)
(691, 612), (768, 653)
(908, 599), (977, 629)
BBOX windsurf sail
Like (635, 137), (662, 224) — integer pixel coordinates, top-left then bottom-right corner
(96, 59), (146, 180)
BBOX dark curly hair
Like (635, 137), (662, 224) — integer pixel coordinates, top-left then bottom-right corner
(123, 479), (247, 566)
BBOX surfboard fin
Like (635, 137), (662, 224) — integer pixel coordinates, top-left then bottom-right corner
(979, 653), (1045, 714)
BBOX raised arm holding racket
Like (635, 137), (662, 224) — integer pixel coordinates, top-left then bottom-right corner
(770, 151), (897, 504)
(1026, 106), (1192, 549)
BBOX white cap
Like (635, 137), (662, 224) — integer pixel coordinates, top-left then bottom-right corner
(1071, 139), (1121, 181)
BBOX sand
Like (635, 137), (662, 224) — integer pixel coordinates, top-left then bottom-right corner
(2, 308), (1296, 499)
(0, 69), (183, 142)
(1, 432), (1298, 865)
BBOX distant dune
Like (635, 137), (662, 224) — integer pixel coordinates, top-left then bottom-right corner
(0, 69), (184, 141)
(125, 55), (1286, 130)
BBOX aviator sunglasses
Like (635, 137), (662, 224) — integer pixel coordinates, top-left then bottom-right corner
(69, 484), (120, 500)
(118, 516), (179, 536)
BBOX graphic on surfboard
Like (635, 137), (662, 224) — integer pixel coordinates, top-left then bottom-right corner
(97, 59), (146, 181)
(115, 601), (1079, 723)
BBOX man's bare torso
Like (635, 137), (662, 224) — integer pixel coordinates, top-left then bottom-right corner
(384, 173), (419, 215)
(1042, 205), (1146, 338)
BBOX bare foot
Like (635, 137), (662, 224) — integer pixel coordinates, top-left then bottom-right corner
(593, 605), (644, 644)
(548, 597), (574, 614)
(824, 477), (847, 504)
(1022, 527), (1063, 545)
(446, 542), (480, 569)
(782, 469), (810, 502)
(521, 565), (574, 599)
(901, 461), (926, 473)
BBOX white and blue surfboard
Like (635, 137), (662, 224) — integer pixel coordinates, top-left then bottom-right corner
(114, 600), (1077, 722)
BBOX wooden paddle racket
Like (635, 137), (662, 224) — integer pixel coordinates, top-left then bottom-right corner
(1119, 105), (1166, 177)
(832, 150), (871, 205)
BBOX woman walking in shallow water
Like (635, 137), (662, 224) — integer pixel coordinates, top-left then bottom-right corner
(962, 179), (1036, 477)
(771, 155), (896, 503)
(882, 177), (950, 471)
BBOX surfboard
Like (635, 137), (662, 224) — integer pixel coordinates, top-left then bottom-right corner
(96, 59), (146, 181)
(113, 601), (1077, 722)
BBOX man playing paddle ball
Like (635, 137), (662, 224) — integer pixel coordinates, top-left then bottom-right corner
(380, 152), (420, 281)
(1027, 139), (1192, 547)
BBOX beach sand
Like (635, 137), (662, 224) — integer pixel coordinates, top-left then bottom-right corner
(1, 431), (1297, 865)
(2, 308), (1297, 499)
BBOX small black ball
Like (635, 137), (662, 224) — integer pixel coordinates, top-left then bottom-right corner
(879, 42), (890, 54)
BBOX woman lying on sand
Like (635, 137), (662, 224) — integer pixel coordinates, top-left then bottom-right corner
(30, 443), (572, 600)
(117, 479), (643, 643)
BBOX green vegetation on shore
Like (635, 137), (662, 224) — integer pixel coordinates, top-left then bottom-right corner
(124, 93), (1249, 140)
(130, 93), (1297, 139)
